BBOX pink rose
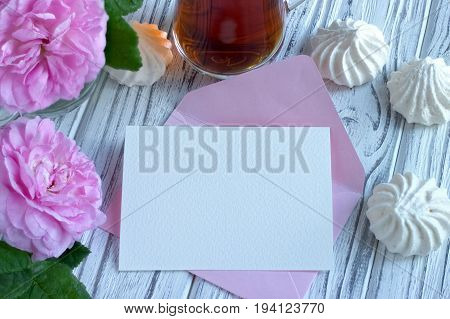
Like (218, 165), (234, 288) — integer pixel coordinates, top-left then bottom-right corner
(0, 0), (108, 113)
(0, 117), (106, 260)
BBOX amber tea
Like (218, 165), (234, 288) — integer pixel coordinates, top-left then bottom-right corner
(173, 0), (287, 78)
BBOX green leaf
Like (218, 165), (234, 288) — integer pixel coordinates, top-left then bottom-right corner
(105, 15), (142, 71)
(105, 0), (143, 16)
(0, 241), (31, 274)
(0, 240), (91, 299)
(0, 270), (33, 299)
(0, 241), (33, 298)
(104, 0), (143, 71)
(20, 261), (91, 299)
(57, 242), (91, 269)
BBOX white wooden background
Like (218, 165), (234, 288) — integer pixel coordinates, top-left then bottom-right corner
(51, 0), (449, 298)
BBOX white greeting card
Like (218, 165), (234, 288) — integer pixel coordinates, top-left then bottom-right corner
(119, 126), (333, 271)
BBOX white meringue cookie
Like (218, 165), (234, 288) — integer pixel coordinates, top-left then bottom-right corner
(310, 19), (389, 88)
(106, 22), (173, 87)
(367, 173), (450, 257)
(387, 57), (450, 126)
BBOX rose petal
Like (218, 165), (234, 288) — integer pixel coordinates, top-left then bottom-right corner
(24, 208), (47, 238)
(12, 28), (45, 42)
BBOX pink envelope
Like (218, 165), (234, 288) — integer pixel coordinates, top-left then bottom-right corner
(104, 55), (365, 298)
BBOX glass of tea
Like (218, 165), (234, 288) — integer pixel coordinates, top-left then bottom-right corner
(173, 0), (306, 79)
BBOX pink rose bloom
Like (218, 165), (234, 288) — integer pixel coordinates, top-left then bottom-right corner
(0, 0), (108, 113)
(0, 117), (106, 260)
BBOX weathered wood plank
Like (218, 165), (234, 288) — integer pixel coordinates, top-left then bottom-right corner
(53, 102), (88, 138)
(366, 0), (450, 299)
(148, 272), (193, 298)
(188, 277), (238, 299)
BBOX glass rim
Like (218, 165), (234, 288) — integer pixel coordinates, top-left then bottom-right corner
(0, 77), (99, 127)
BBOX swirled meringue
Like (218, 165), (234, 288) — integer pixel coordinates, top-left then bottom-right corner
(387, 57), (450, 126)
(310, 19), (389, 88)
(367, 173), (450, 257)
(106, 22), (173, 87)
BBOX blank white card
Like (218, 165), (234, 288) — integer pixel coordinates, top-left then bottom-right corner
(119, 126), (333, 271)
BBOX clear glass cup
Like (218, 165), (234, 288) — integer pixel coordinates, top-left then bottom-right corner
(173, 0), (306, 79)
(0, 78), (98, 127)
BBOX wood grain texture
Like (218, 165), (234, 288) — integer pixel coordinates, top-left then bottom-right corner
(366, 0), (450, 299)
(47, 0), (449, 299)
(188, 277), (237, 299)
